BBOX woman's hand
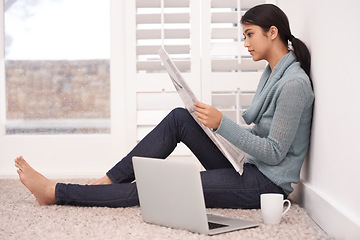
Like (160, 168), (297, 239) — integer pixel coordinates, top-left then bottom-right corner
(194, 102), (223, 129)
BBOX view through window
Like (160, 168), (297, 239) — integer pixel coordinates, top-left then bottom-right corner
(4, 0), (110, 134)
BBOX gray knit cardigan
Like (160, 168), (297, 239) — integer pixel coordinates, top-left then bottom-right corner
(215, 51), (314, 195)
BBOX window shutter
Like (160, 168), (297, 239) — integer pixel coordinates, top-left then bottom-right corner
(130, 0), (201, 156)
(202, 0), (275, 126)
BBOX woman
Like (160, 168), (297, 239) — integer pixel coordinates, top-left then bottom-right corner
(15, 4), (314, 209)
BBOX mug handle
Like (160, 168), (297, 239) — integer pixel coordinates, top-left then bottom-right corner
(282, 199), (291, 216)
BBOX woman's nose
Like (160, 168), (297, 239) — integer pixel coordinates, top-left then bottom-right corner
(244, 38), (250, 48)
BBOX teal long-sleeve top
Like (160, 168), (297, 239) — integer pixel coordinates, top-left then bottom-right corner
(215, 51), (314, 195)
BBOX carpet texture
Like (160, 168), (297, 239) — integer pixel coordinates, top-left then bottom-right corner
(0, 179), (332, 240)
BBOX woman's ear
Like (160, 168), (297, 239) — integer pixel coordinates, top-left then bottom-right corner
(268, 26), (279, 40)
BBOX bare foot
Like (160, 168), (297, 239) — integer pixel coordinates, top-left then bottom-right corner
(14, 156), (56, 205)
(91, 175), (114, 185)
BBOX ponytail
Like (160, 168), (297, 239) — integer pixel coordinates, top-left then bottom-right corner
(241, 4), (313, 86)
(290, 37), (311, 80)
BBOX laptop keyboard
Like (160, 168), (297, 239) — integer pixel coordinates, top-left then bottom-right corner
(208, 221), (229, 230)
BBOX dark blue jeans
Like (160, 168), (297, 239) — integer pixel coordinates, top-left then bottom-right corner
(55, 108), (286, 208)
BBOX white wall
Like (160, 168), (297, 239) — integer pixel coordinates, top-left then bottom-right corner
(278, 0), (360, 239)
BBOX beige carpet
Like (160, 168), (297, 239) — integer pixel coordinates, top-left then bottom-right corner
(0, 179), (332, 240)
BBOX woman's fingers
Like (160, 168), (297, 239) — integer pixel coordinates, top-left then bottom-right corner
(194, 102), (222, 129)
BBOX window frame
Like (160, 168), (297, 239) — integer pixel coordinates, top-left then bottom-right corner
(0, 0), (129, 178)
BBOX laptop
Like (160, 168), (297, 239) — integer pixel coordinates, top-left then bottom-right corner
(132, 156), (259, 235)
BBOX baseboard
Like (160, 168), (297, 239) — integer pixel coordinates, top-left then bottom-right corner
(294, 181), (360, 240)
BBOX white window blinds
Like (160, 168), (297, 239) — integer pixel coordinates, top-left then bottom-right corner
(130, 0), (201, 156)
(209, 0), (267, 72)
(136, 0), (192, 73)
(126, 0), (276, 157)
(202, 0), (274, 126)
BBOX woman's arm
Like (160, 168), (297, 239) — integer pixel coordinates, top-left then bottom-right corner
(213, 79), (310, 165)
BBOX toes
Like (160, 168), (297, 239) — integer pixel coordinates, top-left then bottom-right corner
(15, 156), (27, 167)
(15, 156), (22, 164)
(14, 156), (28, 172)
(15, 159), (21, 169)
(17, 156), (25, 163)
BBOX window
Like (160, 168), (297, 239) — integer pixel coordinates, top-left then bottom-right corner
(4, 0), (110, 134)
(0, 0), (276, 176)
(0, 0), (126, 177)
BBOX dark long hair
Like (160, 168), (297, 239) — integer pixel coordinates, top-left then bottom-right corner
(241, 4), (312, 82)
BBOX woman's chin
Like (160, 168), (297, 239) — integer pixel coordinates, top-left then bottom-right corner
(251, 56), (263, 62)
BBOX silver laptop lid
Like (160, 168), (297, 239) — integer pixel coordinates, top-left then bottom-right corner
(133, 156), (209, 234)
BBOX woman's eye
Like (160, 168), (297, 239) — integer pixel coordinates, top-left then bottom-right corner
(242, 32), (253, 40)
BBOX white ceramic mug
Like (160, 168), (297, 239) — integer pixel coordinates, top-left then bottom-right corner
(260, 193), (291, 225)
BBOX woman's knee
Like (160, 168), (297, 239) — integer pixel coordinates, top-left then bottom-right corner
(169, 107), (191, 122)
(170, 107), (188, 115)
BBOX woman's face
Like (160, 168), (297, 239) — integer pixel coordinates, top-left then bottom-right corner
(242, 24), (271, 62)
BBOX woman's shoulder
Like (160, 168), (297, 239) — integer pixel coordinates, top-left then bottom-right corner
(281, 60), (312, 92)
(277, 62), (314, 107)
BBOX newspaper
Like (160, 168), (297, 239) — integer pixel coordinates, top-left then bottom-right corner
(158, 47), (246, 175)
